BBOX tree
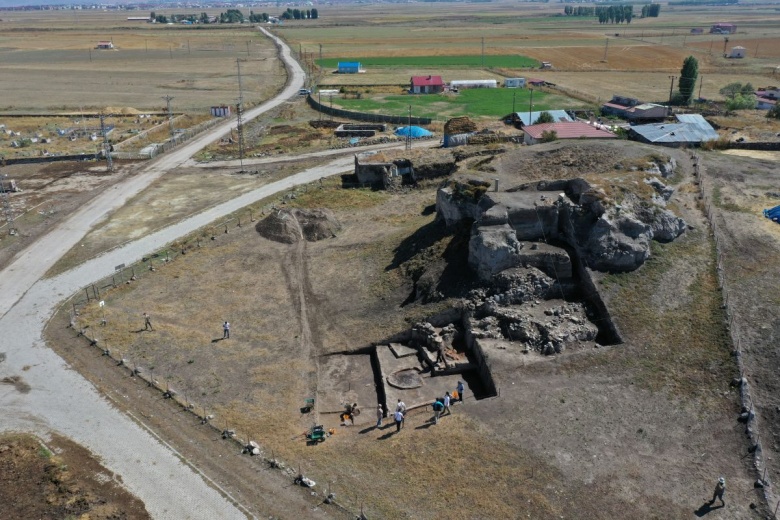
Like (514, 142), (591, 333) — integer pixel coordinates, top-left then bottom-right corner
(534, 111), (555, 124)
(311, 8), (318, 19)
(678, 56), (698, 105)
(767, 104), (780, 120)
(720, 82), (755, 99)
(725, 94), (755, 111)
(540, 130), (558, 142)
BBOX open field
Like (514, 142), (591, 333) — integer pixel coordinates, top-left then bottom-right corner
(319, 54), (539, 68)
(0, 11), (282, 113)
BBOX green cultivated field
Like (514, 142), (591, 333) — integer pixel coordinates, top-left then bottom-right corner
(329, 88), (553, 119)
(319, 55), (538, 69)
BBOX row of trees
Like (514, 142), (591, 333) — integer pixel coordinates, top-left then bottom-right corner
(280, 8), (319, 20)
(595, 5), (634, 24)
(563, 5), (595, 16)
(640, 3), (662, 17)
(149, 8), (318, 24)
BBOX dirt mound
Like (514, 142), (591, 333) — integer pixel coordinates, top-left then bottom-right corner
(255, 208), (341, 244)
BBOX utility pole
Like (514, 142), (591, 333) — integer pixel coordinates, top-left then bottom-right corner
(481, 37), (485, 67)
(319, 44), (322, 64)
(528, 88), (534, 125)
(236, 58), (245, 172)
(668, 75), (677, 106)
(406, 105), (412, 151)
(99, 112), (113, 172)
(603, 39), (609, 61)
(723, 36), (729, 55)
(512, 91), (516, 115)
(162, 95), (175, 138)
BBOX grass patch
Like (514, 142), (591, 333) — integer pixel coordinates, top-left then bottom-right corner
(330, 88), (551, 119)
(592, 238), (734, 403)
(319, 54), (538, 69)
(287, 177), (388, 210)
(712, 184), (749, 213)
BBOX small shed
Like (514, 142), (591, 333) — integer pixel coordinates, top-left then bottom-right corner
(337, 62), (361, 74)
(96, 41), (114, 49)
(504, 78), (526, 88)
(729, 46), (746, 59)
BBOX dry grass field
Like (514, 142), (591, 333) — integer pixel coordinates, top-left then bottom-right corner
(0, 11), (282, 112)
(62, 141), (767, 519)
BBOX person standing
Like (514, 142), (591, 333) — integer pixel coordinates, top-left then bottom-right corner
(376, 404), (384, 428)
(710, 477), (726, 506)
(223, 321), (230, 339)
(456, 381), (465, 403)
(396, 399), (406, 414)
(394, 409), (404, 432)
(432, 397), (444, 424)
(143, 312), (153, 331)
(443, 392), (452, 415)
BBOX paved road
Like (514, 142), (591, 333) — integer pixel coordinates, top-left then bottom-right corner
(0, 28), (325, 520)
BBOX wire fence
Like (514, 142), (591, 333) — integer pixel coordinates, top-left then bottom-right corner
(61, 185), (376, 519)
(693, 151), (776, 515)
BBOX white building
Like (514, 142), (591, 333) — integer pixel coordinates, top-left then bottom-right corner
(504, 78), (526, 88)
(449, 79), (497, 90)
(729, 46), (746, 58)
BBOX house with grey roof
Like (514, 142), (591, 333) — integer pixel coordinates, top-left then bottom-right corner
(628, 114), (719, 147)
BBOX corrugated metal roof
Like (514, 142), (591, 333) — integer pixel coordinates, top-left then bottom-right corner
(524, 121), (616, 139)
(516, 110), (573, 126)
(630, 114), (718, 143)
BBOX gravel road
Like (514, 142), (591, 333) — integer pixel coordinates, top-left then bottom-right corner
(0, 28), (324, 520)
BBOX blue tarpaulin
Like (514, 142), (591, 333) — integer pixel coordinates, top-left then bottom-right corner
(394, 126), (432, 138)
(764, 205), (780, 223)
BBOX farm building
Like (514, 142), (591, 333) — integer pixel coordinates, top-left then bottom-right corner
(602, 96), (668, 123)
(755, 87), (778, 109)
(410, 76), (444, 94)
(523, 121), (616, 145)
(337, 62), (362, 74)
(710, 23), (736, 34)
(628, 114), (718, 147)
(729, 46), (746, 59)
(449, 79), (497, 90)
(504, 78), (526, 88)
(508, 110), (573, 128)
(527, 78), (552, 87)
(96, 41), (114, 49)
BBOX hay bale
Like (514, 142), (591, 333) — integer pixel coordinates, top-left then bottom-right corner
(444, 116), (478, 135)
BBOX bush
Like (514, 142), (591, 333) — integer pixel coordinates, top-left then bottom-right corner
(767, 104), (780, 120)
(540, 130), (558, 142)
(725, 94), (755, 111)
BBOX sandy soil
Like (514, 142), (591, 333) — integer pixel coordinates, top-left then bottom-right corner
(47, 141), (767, 518)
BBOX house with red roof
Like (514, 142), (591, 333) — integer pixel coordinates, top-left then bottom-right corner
(523, 121), (616, 145)
(410, 75), (444, 94)
(755, 86), (779, 110)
